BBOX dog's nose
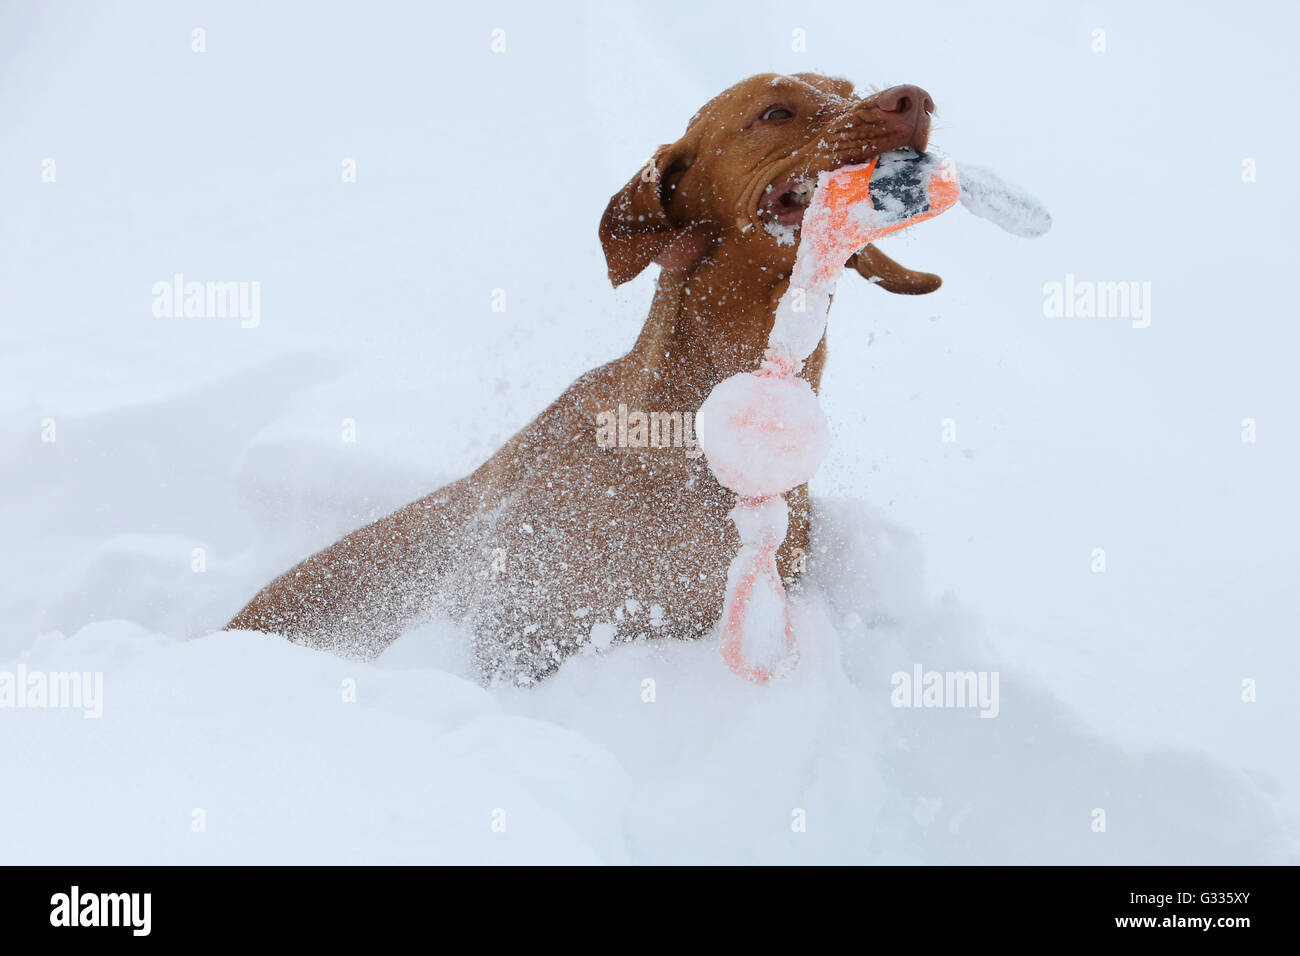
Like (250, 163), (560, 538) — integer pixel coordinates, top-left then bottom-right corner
(874, 84), (935, 120)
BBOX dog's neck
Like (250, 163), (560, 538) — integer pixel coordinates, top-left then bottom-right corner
(627, 235), (823, 409)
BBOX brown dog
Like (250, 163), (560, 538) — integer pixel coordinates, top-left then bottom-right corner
(229, 72), (942, 682)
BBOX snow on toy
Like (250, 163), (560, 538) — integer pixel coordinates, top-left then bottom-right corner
(697, 150), (1049, 682)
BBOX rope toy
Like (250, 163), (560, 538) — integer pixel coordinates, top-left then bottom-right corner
(696, 150), (1026, 683)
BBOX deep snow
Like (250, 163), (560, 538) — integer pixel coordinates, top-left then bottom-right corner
(2, 0), (1297, 863)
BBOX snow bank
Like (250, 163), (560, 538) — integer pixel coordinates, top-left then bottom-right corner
(2, 498), (1287, 864)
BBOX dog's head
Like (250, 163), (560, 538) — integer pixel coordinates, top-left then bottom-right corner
(601, 72), (941, 292)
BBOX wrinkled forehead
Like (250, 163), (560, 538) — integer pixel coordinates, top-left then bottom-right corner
(687, 73), (858, 130)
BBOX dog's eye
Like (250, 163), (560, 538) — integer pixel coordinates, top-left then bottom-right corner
(760, 106), (794, 121)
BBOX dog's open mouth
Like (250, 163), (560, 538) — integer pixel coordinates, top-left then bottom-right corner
(758, 173), (820, 227)
(756, 148), (925, 234)
(756, 152), (879, 230)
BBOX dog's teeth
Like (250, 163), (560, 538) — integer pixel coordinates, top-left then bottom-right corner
(787, 179), (816, 206)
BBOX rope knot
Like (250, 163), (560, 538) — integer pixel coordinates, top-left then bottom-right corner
(757, 345), (800, 379)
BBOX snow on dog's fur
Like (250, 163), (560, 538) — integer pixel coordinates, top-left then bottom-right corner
(229, 73), (946, 683)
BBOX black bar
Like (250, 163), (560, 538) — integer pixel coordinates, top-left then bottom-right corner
(1, 865), (1284, 942)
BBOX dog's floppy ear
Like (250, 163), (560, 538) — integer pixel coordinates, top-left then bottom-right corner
(847, 244), (943, 295)
(599, 142), (718, 287)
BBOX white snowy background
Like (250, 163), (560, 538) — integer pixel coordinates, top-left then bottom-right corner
(2, 0), (1296, 863)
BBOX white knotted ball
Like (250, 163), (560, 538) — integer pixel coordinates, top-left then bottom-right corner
(696, 371), (831, 499)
